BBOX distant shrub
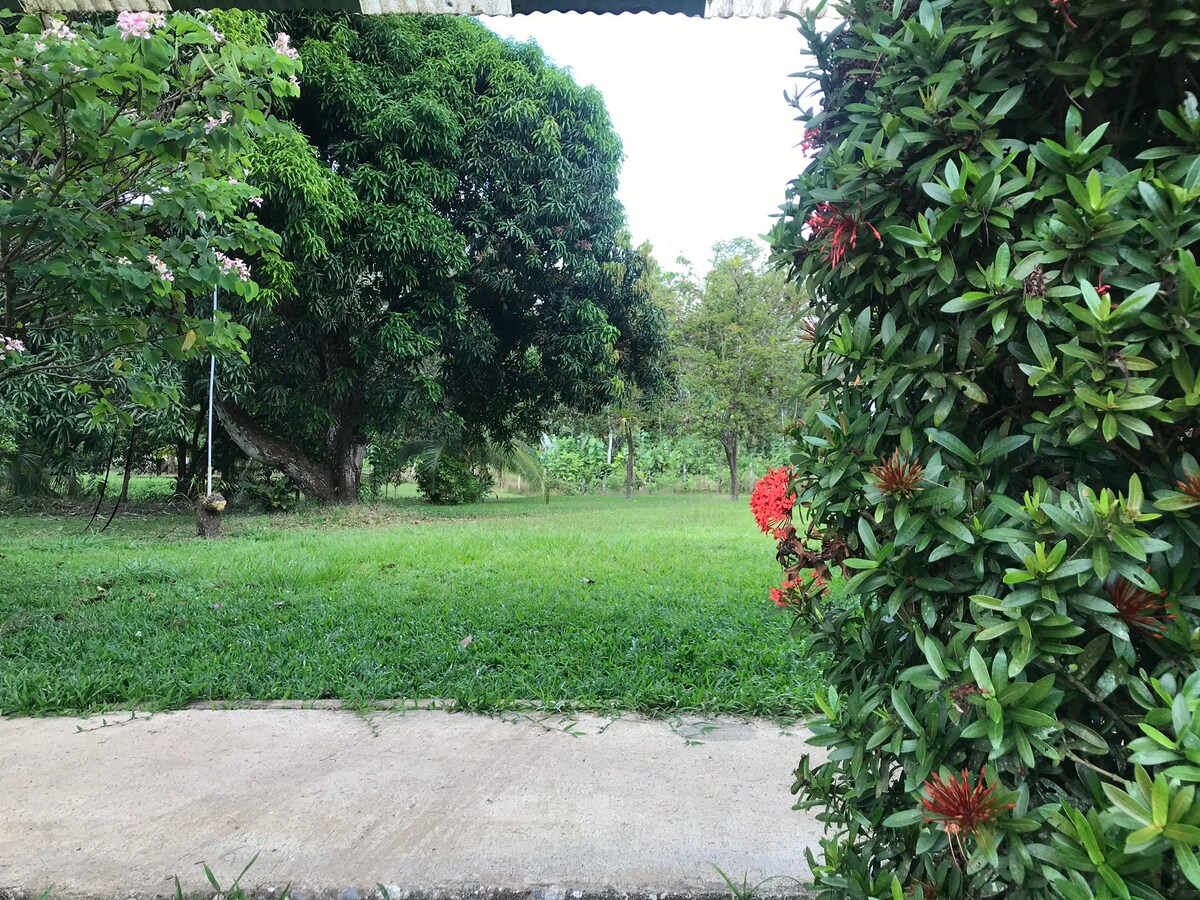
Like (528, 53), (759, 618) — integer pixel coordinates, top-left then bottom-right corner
(237, 464), (297, 512)
(415, 455), (492, 504)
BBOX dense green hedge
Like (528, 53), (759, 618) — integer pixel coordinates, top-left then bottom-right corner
(764, 0), (1200, 896)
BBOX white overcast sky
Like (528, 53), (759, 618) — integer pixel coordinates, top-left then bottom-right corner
(481, 13), (812, 273)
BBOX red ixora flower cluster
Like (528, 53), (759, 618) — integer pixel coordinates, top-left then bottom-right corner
(1106, 575), (1174, 638)
(921, 766), (1013, 866)
(750, 466), (796, 539)
(769, 571), (828, 608)
(1179, 472), (1200, 500)
(800, 127), (823, 154)
(769, 575), (804, 607)
(806, 202), (881, 269)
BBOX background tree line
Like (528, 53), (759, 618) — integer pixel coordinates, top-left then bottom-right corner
(0, 10), (808, 509)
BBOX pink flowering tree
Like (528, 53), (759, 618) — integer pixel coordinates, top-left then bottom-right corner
(0, 10), (299, 414)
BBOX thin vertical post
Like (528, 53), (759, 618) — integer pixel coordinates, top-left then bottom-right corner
(206, 285), (217, 497)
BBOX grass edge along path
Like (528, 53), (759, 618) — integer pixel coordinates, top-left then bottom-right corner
(1, 493), (825, 717)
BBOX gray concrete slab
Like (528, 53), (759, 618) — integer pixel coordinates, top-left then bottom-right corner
(0, 709), (824, 899)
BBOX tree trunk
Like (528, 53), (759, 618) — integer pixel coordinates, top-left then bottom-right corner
(326, 408), (366, 503)
(99, 425), (139, 532)
(175, 414), (202, 498)
(175, 440), (189, 495)
(116, 425), (139, 506)
(197, 492), (225, 539)
(603, 428), (613, 492)
(215, 398), (355, 503)
(722, 432), (739, 500)
(624, 424), (634, 500)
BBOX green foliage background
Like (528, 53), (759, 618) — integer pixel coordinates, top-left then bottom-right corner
(767, 0), (1200, 896)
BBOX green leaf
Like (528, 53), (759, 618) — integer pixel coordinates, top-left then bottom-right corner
(883, 808), (925, 828)
(942, 294), (992, 313)
(891, 688), (926, 736)
(853, 305), (872, 352)
(1139, 724), (1179, 750)
(1153, 774), (1169, 826)
(989, 85), (1025, 121)
(924, 428), (977, 464)
(923, 637), (949, 679)
(976, 621), (1017, 641)
(1176, 842), (1200, 890)
(924, 182), (953, 205)
(936, 516), (975, 545)
(969, 648), (995, 695)
(1096, 864), (1129, 900)
(1105, 784), (1153, 825)
(1027, 321), (1052, 368)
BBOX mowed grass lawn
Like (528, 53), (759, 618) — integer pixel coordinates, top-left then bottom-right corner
(0, 492), (820, 717)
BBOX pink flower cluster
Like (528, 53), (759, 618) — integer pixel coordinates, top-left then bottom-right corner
(208, 26), (225, 44)
(215, 251), (251, 282)
(147, 254), (174, 282)
(2, 335), (27, 356)
(41, 19), (76, 42)
(273, 33), (299, 60)
(248, 196), (263, 208)
(116, 11), (166, 41)
(204, 110), (232, 134)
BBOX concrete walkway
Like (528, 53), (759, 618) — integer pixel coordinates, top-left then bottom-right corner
(0, 709), (823, 899)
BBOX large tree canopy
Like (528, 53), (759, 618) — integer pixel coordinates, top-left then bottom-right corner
(216, 14), (662, 503)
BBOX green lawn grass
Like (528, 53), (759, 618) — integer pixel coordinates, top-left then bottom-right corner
(0, 493), (820, 717)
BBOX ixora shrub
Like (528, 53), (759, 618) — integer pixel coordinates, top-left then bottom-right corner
(760, 0), (1200, 896)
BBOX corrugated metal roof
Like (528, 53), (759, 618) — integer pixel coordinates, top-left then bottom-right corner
(12, 0), (808, 16)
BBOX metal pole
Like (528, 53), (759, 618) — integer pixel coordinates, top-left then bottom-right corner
(206, 285), (217, 497)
